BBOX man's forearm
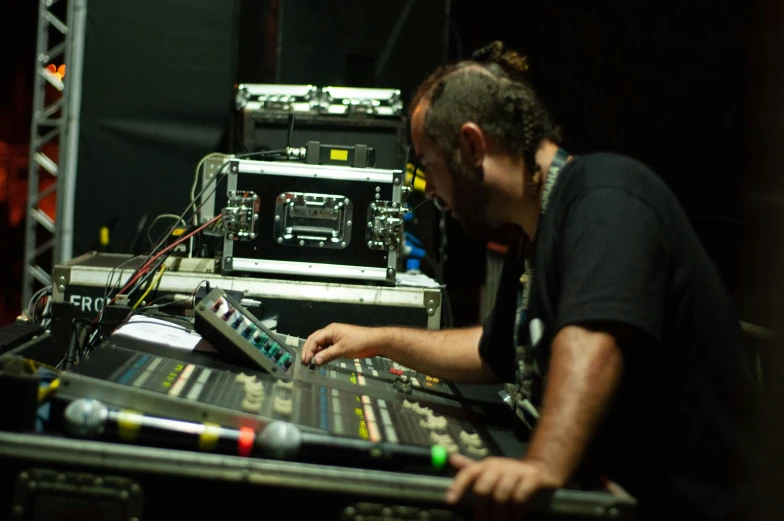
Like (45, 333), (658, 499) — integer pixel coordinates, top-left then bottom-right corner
(374, 326), (498, 384)
(524, 325), (624, 483)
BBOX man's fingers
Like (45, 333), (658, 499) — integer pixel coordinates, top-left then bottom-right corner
(512, 474), (539, 504)
(492, 473), (520, 503)
(445, 461), (483, 504)
(301, 328), (335, 363)
(314, 342), (343, 365)
(301, 334), (316, 363)
(472, 468), (502, 497)
(449, 453), (474, 470)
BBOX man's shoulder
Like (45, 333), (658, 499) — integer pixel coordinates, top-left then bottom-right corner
(558, 152), (674, 210)
(567, 152), (661, 188)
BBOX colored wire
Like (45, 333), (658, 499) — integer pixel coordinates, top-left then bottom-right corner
(147, 214), (188, 250)
(132, 264), (166, 309)
(117, 215), (220, 299)
(405, 198), (431, 214)
(92, 149), (284, 340)
(190, 152), (229, 225)
(27, 286), (52, 321)
(38, 378), (60, 401)
(137, 150), (272, 285)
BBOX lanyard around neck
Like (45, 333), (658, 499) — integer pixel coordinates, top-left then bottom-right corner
(521, 148), (570, 311)
(540, 147), (570, 216)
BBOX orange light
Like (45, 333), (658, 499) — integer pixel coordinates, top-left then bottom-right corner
(46, 64), (66, 81)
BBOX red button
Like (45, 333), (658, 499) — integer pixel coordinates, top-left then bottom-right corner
(238, 427), (255, 457)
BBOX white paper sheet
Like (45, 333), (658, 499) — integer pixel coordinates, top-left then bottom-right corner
(113, 315), (201, 351)
(395, 272), (443, 288)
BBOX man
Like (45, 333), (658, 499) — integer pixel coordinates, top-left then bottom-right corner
(301, 41), (757, 520)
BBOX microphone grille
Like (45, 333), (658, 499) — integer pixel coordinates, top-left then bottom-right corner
(258, 421), (301, 459)
(64, 398), (109, 438)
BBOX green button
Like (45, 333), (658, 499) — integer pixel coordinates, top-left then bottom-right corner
(431, 445), (448, 471)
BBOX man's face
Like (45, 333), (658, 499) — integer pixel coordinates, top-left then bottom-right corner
(410, 102), (488, 238)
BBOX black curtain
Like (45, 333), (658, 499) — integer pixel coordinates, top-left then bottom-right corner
(74, 0), (240, 254)
(275, 0), (447, 103)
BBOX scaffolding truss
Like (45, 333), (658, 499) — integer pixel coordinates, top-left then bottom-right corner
(22, 0), (86, 306)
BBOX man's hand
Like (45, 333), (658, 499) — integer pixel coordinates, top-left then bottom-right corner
(301, 323), (383, 366)
(446, 454), (564, 520)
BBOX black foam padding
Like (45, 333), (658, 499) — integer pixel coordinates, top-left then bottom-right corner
(0, 322), (44, 356)
(0, 363), (39, 432)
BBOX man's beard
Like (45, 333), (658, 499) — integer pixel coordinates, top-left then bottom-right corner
(450, 161), (490, 240)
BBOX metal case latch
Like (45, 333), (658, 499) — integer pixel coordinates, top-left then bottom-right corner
(274, 193), (353, 249)
(223, 191), (260, 240)
(366, 201), (404, 251)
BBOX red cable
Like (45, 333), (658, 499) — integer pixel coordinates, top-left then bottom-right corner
(115, 215), (221, 300)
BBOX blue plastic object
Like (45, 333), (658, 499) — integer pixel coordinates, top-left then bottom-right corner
(405, 232), (422, 246)
(404, 241), (426, 259)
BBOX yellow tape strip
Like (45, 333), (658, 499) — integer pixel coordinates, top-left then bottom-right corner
(199, 423), (222, 452)
(37, 378), (60, 401)
(116, 410), (143, 442)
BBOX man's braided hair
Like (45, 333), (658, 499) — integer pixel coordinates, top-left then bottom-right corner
(411, 41), (561, 176)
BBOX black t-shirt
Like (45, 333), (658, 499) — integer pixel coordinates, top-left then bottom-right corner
(479, 153), (758, 521)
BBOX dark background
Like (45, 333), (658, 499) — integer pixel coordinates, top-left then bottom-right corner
(1, 1), (784, 517)
(0, 0), (767, 327)
(0, 0), (779, 327)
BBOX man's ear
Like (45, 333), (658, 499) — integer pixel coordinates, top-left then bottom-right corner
(457, 122), (487, 168)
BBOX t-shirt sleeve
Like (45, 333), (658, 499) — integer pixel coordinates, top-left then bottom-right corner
(555, 188), (670, 342)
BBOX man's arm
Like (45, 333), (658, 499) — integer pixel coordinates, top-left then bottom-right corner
(524, 324), (624, 480)
(301, 324), (498, 384)
(446, 324), (624, 504)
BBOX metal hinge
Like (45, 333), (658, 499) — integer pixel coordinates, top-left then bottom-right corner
(423, 290), (441, 317)
(366, 201), (404, 252)
(222, 191), (259, 241)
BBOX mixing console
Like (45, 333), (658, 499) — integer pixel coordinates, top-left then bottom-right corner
(65, 334), (524, 460)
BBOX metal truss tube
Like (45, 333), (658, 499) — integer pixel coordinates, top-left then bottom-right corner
(55, 0), (86, 265)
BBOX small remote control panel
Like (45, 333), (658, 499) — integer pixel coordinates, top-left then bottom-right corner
(195, 288), (295, 380)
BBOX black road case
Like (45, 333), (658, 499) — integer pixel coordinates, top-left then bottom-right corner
(52, 253), (442, 338)
(221, 159), (406, 284)
(0, 431), (637, 521)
